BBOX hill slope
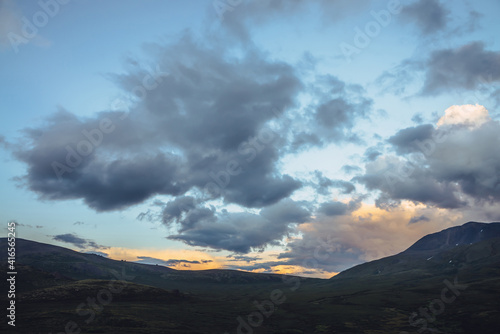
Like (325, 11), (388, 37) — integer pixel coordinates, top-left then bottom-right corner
(334, 221), (500, 279)
(0, 238), (315, 294)
(1, 221), (499, 333)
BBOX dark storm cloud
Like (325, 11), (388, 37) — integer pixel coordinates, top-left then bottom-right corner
(52, 233), (107, 250)
(378, 42), (500, 96)
(356, 117), (500, 209)
(6, 29), (373, 215)
(167, 198), (311, 253)
(7, 33), (306, 211)
(9, 109), (185, 211)
(400, 0), (450, 35)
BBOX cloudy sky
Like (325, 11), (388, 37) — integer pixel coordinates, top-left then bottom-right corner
(1, 0), (500, 278)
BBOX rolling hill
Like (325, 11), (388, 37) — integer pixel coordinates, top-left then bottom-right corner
(1, 221), (499, 333)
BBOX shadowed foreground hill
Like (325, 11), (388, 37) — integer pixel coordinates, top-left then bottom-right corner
(1, 221), (500, 333)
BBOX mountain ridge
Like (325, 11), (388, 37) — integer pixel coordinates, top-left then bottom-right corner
(2, 221), (500, 333)
(333, 221), (500, 279)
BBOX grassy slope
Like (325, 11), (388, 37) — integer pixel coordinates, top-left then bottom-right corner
(1, 237), (499, 333)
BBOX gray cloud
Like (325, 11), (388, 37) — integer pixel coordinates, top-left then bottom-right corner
(377, 42), (500, 96)
(289, 75), (372, 150)
(5, 29), (373, 217)
(318, 202), (349, 216)
(332, 180), (356, 195)
(52, 233), (87, 248)
(277, 230), (364, 273)
(135, 256), (212, 267)
(161, 196), (197, 226)
(400, 0), (450, 35)
(8, 33), (306, 211)
(318, 198), (362, 217)
(0, 0), (21, 49)
(341, 165), (363, 175)
(226, 255), (262, 263)
(275, 202), (460, 273)
(166, 198), (311, 253)
(411, 113), (425, 124)
(52, 233), (107, 250)
(409, 215), (430, 224)
(387, 124), (434, 154)
(355, 155), (465, 209)
(313, 171), (335, 196)
(400, 0), (481, 38)
(363, 146), (382, 162)
(4, 20), (378, 257)
(215, 0), (370, 43)
(421, 42), (500, 95)
(356, 117), (500, 209)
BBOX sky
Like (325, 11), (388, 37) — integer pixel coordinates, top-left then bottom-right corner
(1, 0), (500, 278)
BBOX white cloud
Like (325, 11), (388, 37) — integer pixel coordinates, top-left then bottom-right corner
(437, 104), (490, 129)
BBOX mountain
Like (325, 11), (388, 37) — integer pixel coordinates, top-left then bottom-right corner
(404, 221), (500, 254)
(0, 238), (315, 294)
(1, 221), (499, 334)
(334, 221), (500, 279)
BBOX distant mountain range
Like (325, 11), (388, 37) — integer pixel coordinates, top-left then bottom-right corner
(0, 236), (309, 294)
(2, 221), (499, 334)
